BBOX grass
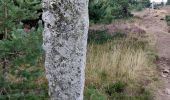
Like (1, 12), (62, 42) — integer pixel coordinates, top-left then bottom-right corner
(85, 30), (158, 99)
(0, 30), (158, 99)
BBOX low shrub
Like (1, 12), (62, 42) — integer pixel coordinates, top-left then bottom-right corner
(166, 15), (170, 26)
(88, 30), (113, 44)
(88, 30), (126, 44)
(89, 0), (133, 23)
(105, 81), (127, 95)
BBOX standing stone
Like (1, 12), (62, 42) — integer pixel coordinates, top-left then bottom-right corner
(42, 0), (89, 100)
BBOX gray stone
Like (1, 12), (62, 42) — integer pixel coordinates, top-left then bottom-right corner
(165, 88), (170, 95)
(163, 69), (170, 73)
(42, 0), (89, 99)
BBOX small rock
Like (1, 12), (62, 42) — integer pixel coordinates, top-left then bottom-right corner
(161, 73), (168, 78)
(154, 15), (159, 17)
(165, 89), (170, 95)
(165, 58), (169, 61)
(163, 69), (170, 73)
(161, 72), (169, 78)
(160, 18), (165, 20)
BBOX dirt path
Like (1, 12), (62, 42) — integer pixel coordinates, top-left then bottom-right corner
(134, 7), (170, 100)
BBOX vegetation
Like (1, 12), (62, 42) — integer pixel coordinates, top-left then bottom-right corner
(85, 30), (157, 100)
(0, 0), (158, 99)
(0, 27), (49, 99)
(89, 0), (134, 23)
(133, 0), (150, 11)
(89, 0), (150, 23)
(166, 15), (170, 26)
(167, 0), (170, 5)
(0, 0), (47, 99)
(0, 0), (41, 39)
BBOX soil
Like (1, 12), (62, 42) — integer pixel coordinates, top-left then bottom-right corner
(133, 6), (170, 100)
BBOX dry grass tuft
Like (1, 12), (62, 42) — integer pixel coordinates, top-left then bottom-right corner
(85, 36), (157, 94)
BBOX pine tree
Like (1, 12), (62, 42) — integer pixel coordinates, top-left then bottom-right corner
(167, 0), (170, 5)
(89, 0), (135, 23)
(0, 0), (49, 99)
(0, 0), (41, 39)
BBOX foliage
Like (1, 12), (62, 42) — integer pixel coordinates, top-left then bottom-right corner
(89, 0), (150, 23)
(88, 30), (126, 44)
(0, 27), (43, 65)
(0, 0), (41, 39)
(139, 0), (150, 8)
(0, 0), (47, 99)
(105, 81), (127, 95)
(88, 30), (113, 44)
(0, 26), (49, 99)
(167, 0), (170, 5)
(131, 0), (150, 11)
(166, 15), (170, 26)
(89, 0), (134, 23)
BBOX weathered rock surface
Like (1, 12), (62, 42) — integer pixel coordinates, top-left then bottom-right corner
(42, 0), (89, 99)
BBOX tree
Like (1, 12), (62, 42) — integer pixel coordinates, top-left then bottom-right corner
(42, 0), (89, 99)
(167, 0), (170, 5)
(0, 0), (48, 99)
(0, 0), (41, 39)
(89, 0), (134, 23)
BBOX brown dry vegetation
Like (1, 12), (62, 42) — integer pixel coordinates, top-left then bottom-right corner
(85, 28), (158, 98)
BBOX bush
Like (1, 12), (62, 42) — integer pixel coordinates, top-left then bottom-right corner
(166, 15), (170, 26)
(0, 27), (49, 99)
(0, 0), (41, 39)
(88, 30), (113, 44)
(135, 4), (144, 11)
(89, 0), (133, 23)
(0, 1), (48, 99)
(130, 0), (150, 11)
(88, 30), (126, 44)
(105, 81), (127, 95)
